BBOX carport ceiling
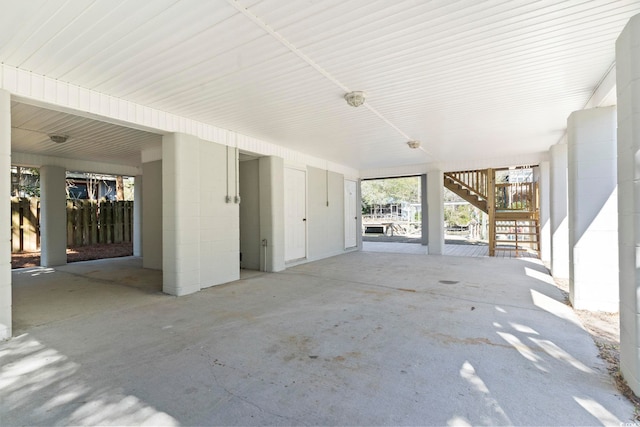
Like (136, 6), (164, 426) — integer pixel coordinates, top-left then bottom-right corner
(11, 102), (162, 167)
(3, 1), (639, 170)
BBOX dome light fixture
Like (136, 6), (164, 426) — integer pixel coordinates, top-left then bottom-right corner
(407, 140), (421, 149)
(49, 134), (69, 144)
(344, 91), (366, 107)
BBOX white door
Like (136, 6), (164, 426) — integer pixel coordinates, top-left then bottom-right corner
(285, 167), (307, 261)
(344, 179), (357, 248)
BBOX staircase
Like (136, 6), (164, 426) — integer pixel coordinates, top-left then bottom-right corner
(444, 169), (540, 258)
(444, 171), (488, 213)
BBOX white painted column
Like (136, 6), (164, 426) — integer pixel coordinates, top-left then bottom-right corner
(133, 175), (142, 257)
(356, 178), (364, 251)
(550, 143), (569, 279)
(537, 162), (551, 264)
(0, 90), (11, 340)
(163, 133), (201, 295)
(142, 161), (162, 269)
(259, 156), (285, 272)
(567, 106), (618, 312)
(426, 169), (444, 255)
(40, 165), (67, 267)
(617, 13), (640, 395)
(421, 174), (428, 246)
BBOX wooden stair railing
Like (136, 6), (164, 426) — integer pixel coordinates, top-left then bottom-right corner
(444, 168), (541, 259)
(444, 170), (489, 213)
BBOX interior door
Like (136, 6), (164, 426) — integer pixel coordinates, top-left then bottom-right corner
(284, 167), (307, 261)
(344, 179), (357, 248)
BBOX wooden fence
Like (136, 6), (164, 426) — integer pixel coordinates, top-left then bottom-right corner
(11, 197), (133, 252)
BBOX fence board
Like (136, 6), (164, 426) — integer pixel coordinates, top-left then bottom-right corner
(11, 198), (134, 252)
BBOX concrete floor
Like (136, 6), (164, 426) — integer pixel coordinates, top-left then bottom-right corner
(1, 253), (633, 426)
(363, 240), (538, 258)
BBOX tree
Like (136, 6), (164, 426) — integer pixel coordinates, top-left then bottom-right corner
(11, 166), (40, 197)
(361, 177), (420, 206)
(116, 175), (124, 200)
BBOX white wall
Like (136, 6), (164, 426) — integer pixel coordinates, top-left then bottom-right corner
(537, 162), (551, 263)
(133, 175), (142, 257)
(162, 133), (239, 295)
(550, 143), (569, 279)
(427, 169), (444, 254)
(307, 167), (345, 261)
(239, 159), (261, 270)
(567, 106), (618, 312)
(199, 139), (240, 288)
(142, 161), (162, 270)
(617, 13), (640, 395)
(0, 90), (11, 340)
(259, 156), (285, 272)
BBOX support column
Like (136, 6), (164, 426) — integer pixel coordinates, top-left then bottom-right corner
(617, 13), (640, 395)
(0, 90), (11, 340)
(487, 168), (496, 256)
(142, 162), (162, 269)
(356, 178), (363, 251)
(162, 133), (201, 295)
(259, 156), (285, 272)
(550, 143), (569, 279)
(537, 162), (551, 263)
(40, 165), (67, 267)
(426, 169), (444, 255)
(567, 106), (618, 311)
(133, 175), (142, 257)
(421, 174), (428, 246)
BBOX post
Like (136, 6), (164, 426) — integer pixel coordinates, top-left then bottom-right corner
(487, 168), (496, 256)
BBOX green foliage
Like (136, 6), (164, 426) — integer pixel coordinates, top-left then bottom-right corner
(11, 167), (40, 197)
(361, 177), (420, 206)
(444, 204), (473, 227)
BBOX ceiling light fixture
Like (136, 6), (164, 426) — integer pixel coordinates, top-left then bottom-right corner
(407, 140), (421, 149)
(49, 134), (69, 144)
(344, 91), (366, 107)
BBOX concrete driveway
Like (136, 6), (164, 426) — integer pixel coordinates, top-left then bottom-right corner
(1, 253), (633, 426)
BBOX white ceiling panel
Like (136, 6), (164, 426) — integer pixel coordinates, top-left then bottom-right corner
(10, 102), (161, 167)
(3, 0), (640, 171)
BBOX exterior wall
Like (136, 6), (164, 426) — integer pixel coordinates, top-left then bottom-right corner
(239, 159), (261, 270)
(259, 156), (285, 272)
(162, 133), (240, 295)
(39, 165), (67, 267)
(567, 106), (618, 311)
(0, 90), (10, 340)
(198, 139), (239, 288)
(307, 167), (345, 261)
(427, 170), (444, 254)
(617, 13), (640, 395)
(550, 143), (569, 279)
(142, 161), (162, 270)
